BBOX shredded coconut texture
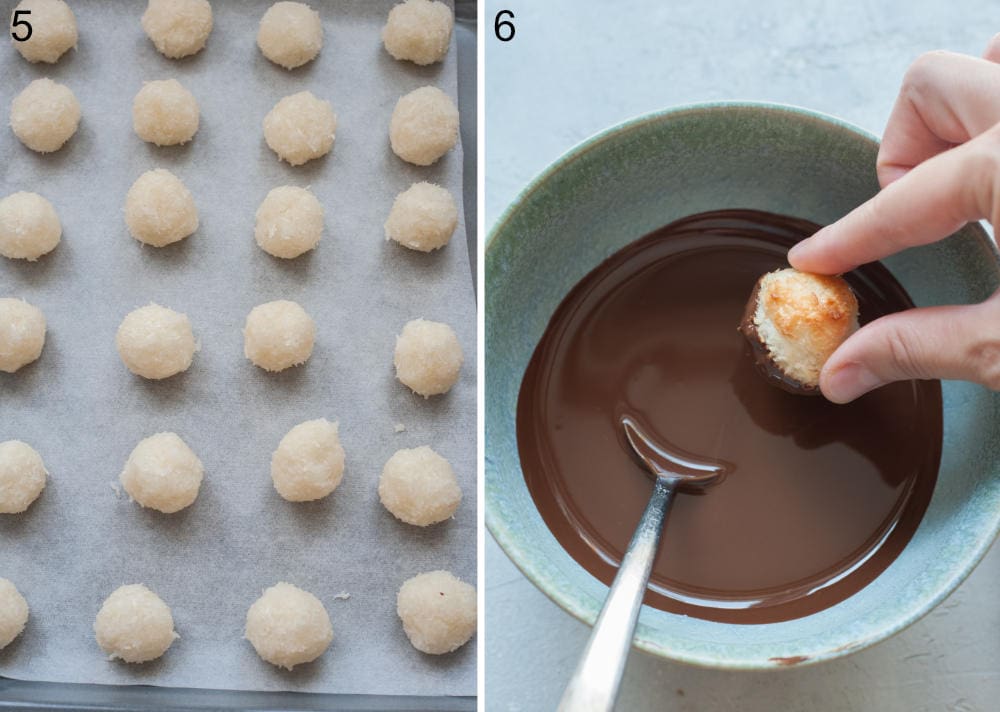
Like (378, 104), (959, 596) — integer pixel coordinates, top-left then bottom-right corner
(394, 318), (463, 397)
(0, 298), (46, 373)
(10, 78), (80, 153)
(382, 0), (452, 65)
(10, 0), (77, 64)
(94, 584), (177, 663)
(379, 446), (461, 526)
(0, 440), (47, 514)
(0, 578), (29, 650)
(0, 191), (61, 261)
(257, 1), (322, 69)
(753, 269), (859, 387)
(116, 303), (197, 380)
(120, 432), (204, 514)
(271, 419), (345, 502)
(384, 182), (457, 252)
(397, 571), (476, 655)
(124, 169), (198, 247)
(244, 300), (315, 372)
(132, 79), (199, 146)
(141, 0), (213, 59)
(389, 86), (458, 166)
(255, 186), (324, 259)
(245, 582), (333, 670)
(263, 91), (336, 166)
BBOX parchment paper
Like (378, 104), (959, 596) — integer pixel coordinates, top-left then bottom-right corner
(0, 0), (475, 697)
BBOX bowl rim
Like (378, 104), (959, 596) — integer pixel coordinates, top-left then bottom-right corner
(485, 100), (1000, 670)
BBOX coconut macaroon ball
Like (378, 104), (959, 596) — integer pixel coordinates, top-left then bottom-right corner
(116, 304), (197, 380)
(141, 0), (214, 59)
(379, 446), (461, 526)
(389, 86), (459, 166)
(739, 268), (859, 394)
(94, 584), (177, 664)
(132, 79), (199, 146)
(124, 169), (198, 247)
(384, 182), (457, 253)
(0, 192), (61, 261)
(120, 433), (203, 514)
(245, 582), (333, 670)
(382, 0), (453, 66)
(10, 78), (80, 153)
(263, 91), (336, 166)
(397, 571), (476, 655)
(0, 579), (29, 650)
(0, 441), (47, 515)
(257, 1), (322, 69)
(255, 186), (324, 259)
(271, 419), (345, 502)
(0, 298), (46, 374)
(9, 0), (77, 64)
(394, 318), (463, 397)
(244, 300), (315, 372)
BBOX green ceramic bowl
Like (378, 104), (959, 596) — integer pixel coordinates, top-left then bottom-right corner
(485, 102), (1000, 669)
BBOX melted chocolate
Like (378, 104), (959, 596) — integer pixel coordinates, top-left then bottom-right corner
(517, 210), (942, 624)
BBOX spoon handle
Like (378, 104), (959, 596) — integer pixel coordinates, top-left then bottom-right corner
(558, 478), (674, 712)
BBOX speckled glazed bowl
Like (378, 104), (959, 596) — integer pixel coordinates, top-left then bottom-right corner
(485, 102), (1000, 669)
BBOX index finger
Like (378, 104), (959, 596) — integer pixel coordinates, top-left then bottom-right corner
(877, 51), (1000, 187)
(788, 128), (999, 274)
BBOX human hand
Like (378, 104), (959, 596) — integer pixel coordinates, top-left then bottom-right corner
(787, 38), (1000, 403)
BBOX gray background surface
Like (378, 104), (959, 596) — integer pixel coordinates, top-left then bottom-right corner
(485, 1), (1000, 709)
(0, 0), (475, 698)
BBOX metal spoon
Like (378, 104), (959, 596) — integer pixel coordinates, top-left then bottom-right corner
(558, 415), (728, 712)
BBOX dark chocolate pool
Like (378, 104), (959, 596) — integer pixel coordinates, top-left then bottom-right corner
(516, 210), (942, 624)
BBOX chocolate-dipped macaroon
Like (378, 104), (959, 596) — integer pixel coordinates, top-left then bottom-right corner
(739, 268), (859, 395)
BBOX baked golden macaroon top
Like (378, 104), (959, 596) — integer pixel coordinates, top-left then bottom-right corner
(739, 268), (859, 393)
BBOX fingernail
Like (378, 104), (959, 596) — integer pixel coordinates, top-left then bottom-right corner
(822, 363), (884, 403)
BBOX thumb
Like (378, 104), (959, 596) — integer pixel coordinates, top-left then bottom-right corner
(819, 296), (1000, 403)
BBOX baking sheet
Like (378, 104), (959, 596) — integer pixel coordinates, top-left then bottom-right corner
(0, 0), (475, 698)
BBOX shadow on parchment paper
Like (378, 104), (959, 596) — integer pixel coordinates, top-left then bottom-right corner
(394, 627), (477, 670)
(102, 651), (171, 681)
(14, 29), (97, 82)
(123, 484), (211, 545)
(390, 386), (460, 420)
(131, 32), (211, 70)
(132, 368), (195, 406)
(0, 332), (52, 398)
(0, 240), (68, 286)
(0, 628), (28, 664)
(129, 228), (196, 268)
(252, 646), (330, 686)
(257, 247), (316, 279)
(280, 490), (346, 538)
(380, 238), (452, 284)
(0, 490), (50, 540)
(257, 143), (334, 184)
(251, 45), (321, 81)
(375, 504), (458, 549)
(373, 42), (446, 83)
(137, 138), (195, 168)
(379, 142), (453, 192)
(12, 124), (96, 173)
(244, 361), (312, 393)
